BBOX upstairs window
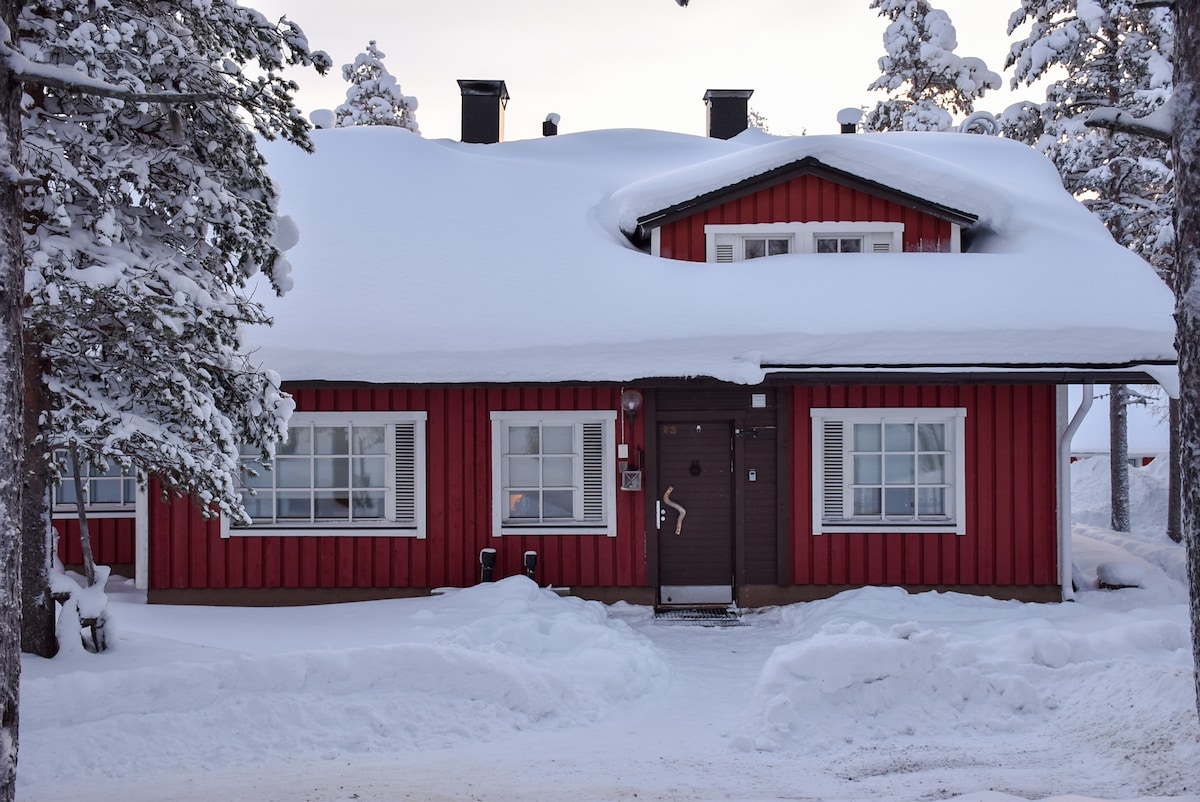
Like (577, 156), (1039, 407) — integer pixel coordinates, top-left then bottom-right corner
(705, 222), (905, 261)
(811, 408), (966, 535)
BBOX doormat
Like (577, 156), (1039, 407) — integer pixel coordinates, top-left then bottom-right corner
(653, 608), (747, 627)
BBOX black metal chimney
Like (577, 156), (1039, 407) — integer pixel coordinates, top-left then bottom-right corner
(703, 89), (753, 139)
(458, 79), (509, 144)
(543, 113), (560, 137)
(837, 107), (864, 134)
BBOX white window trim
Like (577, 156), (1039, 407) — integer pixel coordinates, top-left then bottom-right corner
(810, 407), (967, 535)
(705, 222), (907, 261)
(491, 410), (617, 537)
(227, 410), (428, 539)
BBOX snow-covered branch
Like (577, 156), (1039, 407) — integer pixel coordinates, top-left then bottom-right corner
(2, 46), (220, 103)
(1085, 104), (1174, 143)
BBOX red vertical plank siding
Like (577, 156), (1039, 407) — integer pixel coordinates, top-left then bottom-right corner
(53, 517), (136, 567)
(657, 173), (956, 261)
(148, 384), (647, 593)
(790, 383), (1058, 590)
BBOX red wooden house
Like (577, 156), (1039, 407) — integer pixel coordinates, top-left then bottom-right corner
(57, 88), (1176, 607)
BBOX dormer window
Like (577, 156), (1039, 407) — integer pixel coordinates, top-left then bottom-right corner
(703, 222), (906, 262)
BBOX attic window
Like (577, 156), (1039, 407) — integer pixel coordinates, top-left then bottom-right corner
(702, 222), (906, 261)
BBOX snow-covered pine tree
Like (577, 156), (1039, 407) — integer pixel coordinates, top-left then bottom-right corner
(17, 0), (329, 649)
(1006, 0), (1174, 532)
(335, 40), (419, 132)
(864, 0), (1001, 132)
(1006, 0), (1174, 278)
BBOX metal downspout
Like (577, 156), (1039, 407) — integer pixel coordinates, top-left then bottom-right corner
(1058, 384), (1093, 601)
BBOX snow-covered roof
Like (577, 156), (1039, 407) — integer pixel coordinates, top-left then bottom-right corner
(249, 126), (1176, 386)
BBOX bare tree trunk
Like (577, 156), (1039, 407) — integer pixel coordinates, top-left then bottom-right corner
(20, 346), (55, 656)
(1109, 384), (1131, 531)
(1172, 0), (1200, 726)
(68, 445), (96, 587)
(0, 0), (25, 796)
(1169, 396), (1182, 543)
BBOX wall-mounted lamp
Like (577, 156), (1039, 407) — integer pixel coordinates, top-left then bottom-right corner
(620, 389), (644, 423)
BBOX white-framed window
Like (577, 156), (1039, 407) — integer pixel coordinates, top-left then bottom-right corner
(490, 410), (617, 537)
(51, 454), (138, 517)
(232, 411), (428, 538)
(811, 407), (967, 535)
(702, 222), (906, 261)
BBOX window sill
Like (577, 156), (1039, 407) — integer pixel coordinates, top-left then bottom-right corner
(52, 509), (137, 519)
(224, 525), (426, 539)
(496, 525), (616, 538)
(816, 522), (963, 535)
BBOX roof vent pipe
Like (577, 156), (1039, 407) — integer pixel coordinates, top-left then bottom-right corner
(457, 79), (509, 144)
(543, 112), (560, 137)
(703, 89), (753, 139)
(837, 107), (864, 134)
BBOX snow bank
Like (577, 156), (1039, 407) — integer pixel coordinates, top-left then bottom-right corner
(18, 577), (664, 787)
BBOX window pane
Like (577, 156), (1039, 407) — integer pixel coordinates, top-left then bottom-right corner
(59, 483), (78, 505)
(840, 238), (862, 253)
(884, 488), (914, 516)
(918, 454), (946, 483)
(276, 459), (311, 488)
(509, 491), (539, 519)
(541, 426), (574, 454)
(542, 456), (574, 487)
(768, 238), (790, 255)
(508, 426), (539, 455)
(885, 455), (914, 484)
(314, 457), (348, 488)
(352, 457), (386, 488)
(89, 478), (122, 504)
(314, 426), (349, 455)
(854, 423), (881, 451)
(278, 426), (311, 456)
(543, 490), (574, 518)
(314, 491), (351, 519)
(242, 491), (274, 520)
(352, 490), (386, 519)
(853, 488), (881, 516)
(885, 423), (914, 451)
(816, 237), (838, 254)
(918, 423), (945, 451)
(508, 456), (540, 487)
(276, 492), (311, 520)
(123, 478), (136, 503)
(853, 455), (881, 484)
(744, 238), (765, 259)
(918, 488), (946, 516)
(240, 463), (273, 489)
(352, 426), (386, 455)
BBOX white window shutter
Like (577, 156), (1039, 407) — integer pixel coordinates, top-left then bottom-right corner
(714, 233), (735, 263)
(581, 421), (605, 522)
(821, 419), (846, 521)
(392, 421), (418, 525)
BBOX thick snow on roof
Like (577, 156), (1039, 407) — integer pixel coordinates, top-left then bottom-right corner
(250, 127), (1175, 385)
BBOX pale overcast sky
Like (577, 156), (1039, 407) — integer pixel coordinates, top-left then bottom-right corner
(249, 0), (1041, 140)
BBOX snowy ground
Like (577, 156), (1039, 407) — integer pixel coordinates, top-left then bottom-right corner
(18, 457), (1198, 802)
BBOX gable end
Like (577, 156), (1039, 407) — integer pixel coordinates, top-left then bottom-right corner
(631, 156), (979, 245)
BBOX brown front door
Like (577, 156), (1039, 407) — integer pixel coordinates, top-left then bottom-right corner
(656, 420), (735, 605)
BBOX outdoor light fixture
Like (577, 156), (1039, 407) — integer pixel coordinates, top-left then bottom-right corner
(620, 388), (643, 421)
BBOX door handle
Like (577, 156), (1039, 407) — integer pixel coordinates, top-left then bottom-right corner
(662, 486), (686, 536)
